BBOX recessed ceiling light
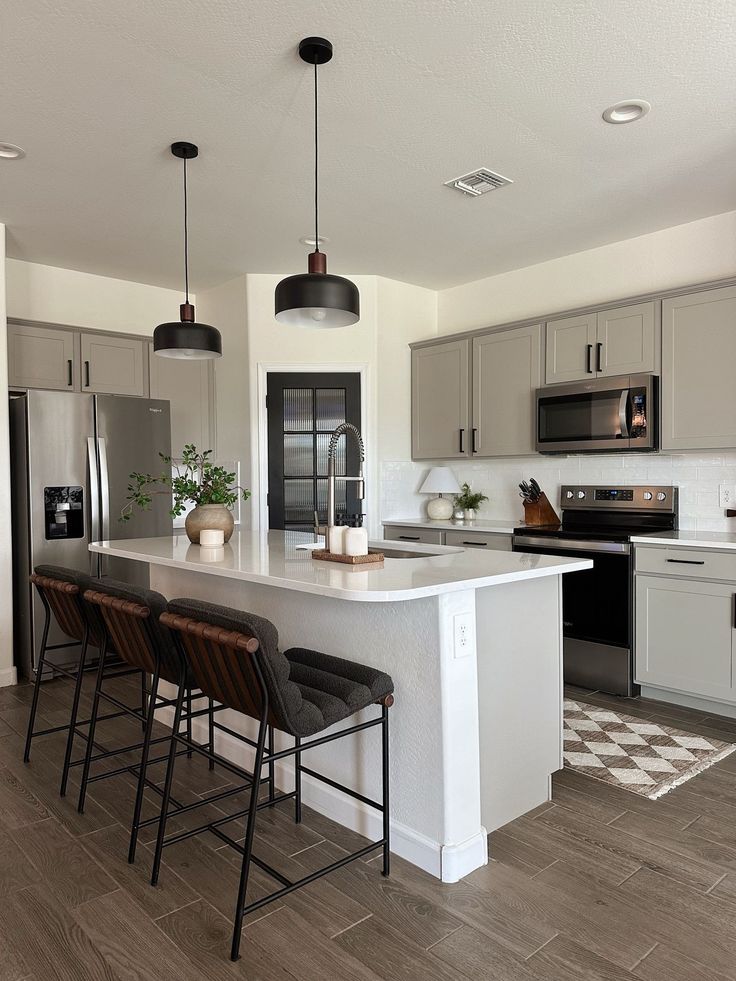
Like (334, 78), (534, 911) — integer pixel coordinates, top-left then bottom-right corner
(0, 143), (25, 159)
(602, 100), (651, 124)
(299, 235), (330, 248)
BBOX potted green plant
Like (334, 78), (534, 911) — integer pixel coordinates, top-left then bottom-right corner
(121, 444), (250, 544)
(453, 482), (488, 521)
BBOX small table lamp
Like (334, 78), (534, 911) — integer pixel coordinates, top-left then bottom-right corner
(419, 467), (461, 520)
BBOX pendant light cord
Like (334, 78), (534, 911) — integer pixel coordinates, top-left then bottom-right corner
(183, 155), (190, 303)
(314, 61), (319, 253)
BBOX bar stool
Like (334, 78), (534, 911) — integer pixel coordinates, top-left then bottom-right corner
(76, 580), (214, 864)
(23, 565), (135, 797)
(156, 597), (394, 962)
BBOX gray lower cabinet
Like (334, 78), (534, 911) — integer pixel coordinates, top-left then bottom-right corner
(635, 565), (736, 704)
(545, 302), (657, 385)
(382, 526), (444, 545)
(81, 332), (146, 397)
(382, 524), (511, 550)
(472, 324), (541, 457)
(411, 339), (470, 459)
(7, 322), (78, 391)
(661, 285), (736, 450)
(149, 347), (213, 453)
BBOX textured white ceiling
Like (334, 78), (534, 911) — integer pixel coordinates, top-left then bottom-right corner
(1, 0), (735, 291)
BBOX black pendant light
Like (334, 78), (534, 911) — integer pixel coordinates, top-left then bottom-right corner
(153, 142), (222, 359)
(275, 37), (360, 328)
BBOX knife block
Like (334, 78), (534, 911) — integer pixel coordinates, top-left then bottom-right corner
(522, 493), (560, 527)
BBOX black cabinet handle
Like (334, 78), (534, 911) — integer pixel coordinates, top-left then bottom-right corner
(399, 535), (420, 541)
(733, 594), (736, 630)
(596, 342), (603, 373)
(471, 428), (478, 453)
(463, 541), (487, 547)
(586, 344), (593, 374)
(665, 558), (705, 565)
(67, 359), (73, 386)
(84, 360), (90, 387)
(459, 428), (464, 453)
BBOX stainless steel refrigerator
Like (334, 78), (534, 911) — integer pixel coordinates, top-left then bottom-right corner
(10, 389), (172, 678)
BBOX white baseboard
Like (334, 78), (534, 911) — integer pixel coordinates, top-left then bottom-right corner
(155, 702), (486, 882)
(0, 666), (18, 689)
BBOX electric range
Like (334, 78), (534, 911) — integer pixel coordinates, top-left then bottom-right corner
(512, 485), (678, 696)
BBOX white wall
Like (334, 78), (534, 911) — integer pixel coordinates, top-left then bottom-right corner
(0, 226), (15, 686)
(5, 258), (182, 334)
(438, 210), (736, 334)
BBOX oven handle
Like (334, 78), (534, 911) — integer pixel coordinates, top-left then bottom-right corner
(618, 389), (630, 438)
(514, 535), (630, 555)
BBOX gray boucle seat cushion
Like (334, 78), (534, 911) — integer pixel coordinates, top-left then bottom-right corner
(167, 598), (394, 738)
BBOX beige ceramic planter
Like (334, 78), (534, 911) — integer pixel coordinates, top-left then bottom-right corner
(184, 504), (235, 544)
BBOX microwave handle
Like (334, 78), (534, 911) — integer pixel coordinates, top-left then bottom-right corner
(618, 390), (630, 438)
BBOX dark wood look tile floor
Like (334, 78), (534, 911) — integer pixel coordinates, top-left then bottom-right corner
(2, 676), (736, 980)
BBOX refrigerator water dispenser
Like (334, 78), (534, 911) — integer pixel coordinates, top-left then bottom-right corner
(44, 486), (84, 539)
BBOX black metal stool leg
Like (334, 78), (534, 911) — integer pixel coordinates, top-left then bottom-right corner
(140, 671), (147, 732)
(267, 724), (275, 806)
(382, 703), (390, 877)
(186, 689), (193, 759)
(77, 637), (109, 814)
(149, 672), (186, 883)
(294, 735), (302, 824)
(23, 595), (52, 764)
(230, 710), (269, 962)
(59, 624), (90, 796)
(208, 697), (215, 771)
(128, 665), (162, 865)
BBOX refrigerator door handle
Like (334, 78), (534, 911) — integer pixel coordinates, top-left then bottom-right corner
(97, 436), (111, 541)
(87, 436), (101, 574)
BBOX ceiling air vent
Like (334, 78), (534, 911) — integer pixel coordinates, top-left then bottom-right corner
(444, 168), (513, 196)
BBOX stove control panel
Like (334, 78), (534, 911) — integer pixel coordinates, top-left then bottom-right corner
(560, 485), (678, 513)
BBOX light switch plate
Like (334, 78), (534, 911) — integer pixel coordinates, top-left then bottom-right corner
(719, 484), (736, 508)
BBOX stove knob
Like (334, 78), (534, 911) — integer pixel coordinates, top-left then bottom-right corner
(656, 491), (667, 501)
(565, 490), (574, 499)
(643, 491), (653, 501)
(577, 490), (586, 500)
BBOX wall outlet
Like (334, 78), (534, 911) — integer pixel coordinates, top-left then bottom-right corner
(719, 484), (736, 508)
(453, 612), (474, 658)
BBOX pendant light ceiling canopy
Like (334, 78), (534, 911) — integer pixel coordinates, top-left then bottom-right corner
(275, 37), (360, 329)
(154, 142), (222, 359)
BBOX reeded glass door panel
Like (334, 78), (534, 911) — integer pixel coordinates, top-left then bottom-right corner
(267, 372), (362, 531)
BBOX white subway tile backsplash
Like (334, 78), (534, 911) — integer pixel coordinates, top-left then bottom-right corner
(380, 451), (736, 533)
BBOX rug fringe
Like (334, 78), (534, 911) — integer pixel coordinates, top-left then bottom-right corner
(647, 743), (736, 800)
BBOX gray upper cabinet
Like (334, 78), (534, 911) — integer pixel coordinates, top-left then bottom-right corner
(473, 324), (541, 457)
(412, 339), (470, 459)
(544, 313), (597, 385)
(661, 285), (736, 450)
(81, 332), (146, 397)
(7, 322), (78, 391)
(149, 346), (213, 454)
(544, 301), (657, 384)
(596, 302), (657, 377)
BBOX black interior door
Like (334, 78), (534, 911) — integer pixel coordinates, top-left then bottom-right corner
(266, 372), (362, 532)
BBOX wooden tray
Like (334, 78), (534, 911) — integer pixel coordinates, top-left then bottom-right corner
(312, 549), (384, 565)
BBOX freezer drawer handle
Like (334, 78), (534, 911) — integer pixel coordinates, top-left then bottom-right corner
(665, 559), (705, 565)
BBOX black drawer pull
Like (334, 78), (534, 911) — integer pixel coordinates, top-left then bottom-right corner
(666, 559), (705, 565)
(733, 594), (736, 630)
(84, 360), (90, 387)
(67, 359), (73, 386)
(586, 344), (593, 374)
(471, 428), (478, 454)
(399, 535), (420, 541)
(459, 428), (464, 453)
(596, 342), (603, 373)
(463, 541), (487, 547)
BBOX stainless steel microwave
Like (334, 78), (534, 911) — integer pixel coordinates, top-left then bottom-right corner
(536, 373), (658, 454)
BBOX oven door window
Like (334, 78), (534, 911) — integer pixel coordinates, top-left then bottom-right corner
(538, 389), (628, 445)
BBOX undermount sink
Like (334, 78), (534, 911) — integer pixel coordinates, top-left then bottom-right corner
(370, 547), (444, 559)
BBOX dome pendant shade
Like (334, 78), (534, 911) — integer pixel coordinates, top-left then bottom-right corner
(154, 302), (222, 359)
(275, 252), (359, 328)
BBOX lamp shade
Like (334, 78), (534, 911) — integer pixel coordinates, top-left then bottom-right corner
(275, 269), (360, 329)
(153, 304), (222, 359)
(419, 467), (462, 495)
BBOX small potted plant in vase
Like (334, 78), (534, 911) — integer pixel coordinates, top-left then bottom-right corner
(121, 444), (250, 544)
(453, 482), (488, 521)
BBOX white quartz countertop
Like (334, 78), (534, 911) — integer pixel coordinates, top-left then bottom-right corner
(90, 530), (591, 603)
(632, 530), (736, 551)
(382, 518), (518, 534)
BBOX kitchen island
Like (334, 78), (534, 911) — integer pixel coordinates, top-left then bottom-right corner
(91, 530), (591, 882)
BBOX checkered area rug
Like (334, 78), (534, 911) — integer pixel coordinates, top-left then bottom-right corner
(564, 699), (736, 799)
